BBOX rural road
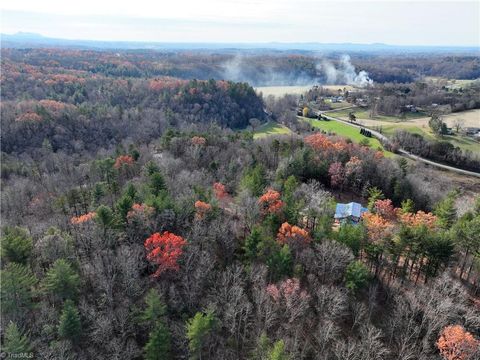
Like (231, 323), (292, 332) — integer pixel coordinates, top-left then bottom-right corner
(316, 110), (480, 178)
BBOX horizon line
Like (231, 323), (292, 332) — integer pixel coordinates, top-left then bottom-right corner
(2, 32), (480, 49)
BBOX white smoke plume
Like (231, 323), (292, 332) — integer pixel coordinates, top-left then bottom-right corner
(221, 53), (373, 87)
(221, 55), (243, 82)
(316, 55), (373, 87)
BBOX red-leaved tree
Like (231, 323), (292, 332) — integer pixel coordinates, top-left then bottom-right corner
(144, 232), (187, 277)
(328, 162), (345, 188)
(374, 199), (397, 220)
(266, 278), (308, 302)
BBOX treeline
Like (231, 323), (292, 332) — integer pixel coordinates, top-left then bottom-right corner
(392, 130), (480, 171)
(3, 49), (480, 87)
(354, 54), (480, 82)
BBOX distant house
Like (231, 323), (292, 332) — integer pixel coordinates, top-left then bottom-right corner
(334, 202), (368, 225)
(405, 104), (417, 113)
(325, 96), (343, 103)
(465, 127), (480, 136)
(355, 98), (367, 106)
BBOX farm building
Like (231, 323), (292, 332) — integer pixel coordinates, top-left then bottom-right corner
(334, 202), (368, 225)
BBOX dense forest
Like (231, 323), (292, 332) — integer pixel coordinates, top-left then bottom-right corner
(1, 49), (480, 360)
(3, 48), (480, 86)
(1, 53), (264, 155)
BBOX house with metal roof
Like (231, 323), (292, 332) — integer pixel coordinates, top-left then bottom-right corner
(334, 202), (368, 224)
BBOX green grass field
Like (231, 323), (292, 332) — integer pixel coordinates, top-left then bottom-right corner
(329, 108), (425, 122)
(376, 125), (479, 154)
(442, 135), (480, 153)
(253, 121), (293, 139)
(301, 117), (395, 157)
(326, 100), (351, 109)
(330, 108), (479, 155)
(375, 124), (434, 139)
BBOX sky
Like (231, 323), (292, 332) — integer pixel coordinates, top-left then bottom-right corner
(1, 0), (479, 46)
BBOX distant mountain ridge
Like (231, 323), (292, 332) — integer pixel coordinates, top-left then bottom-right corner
(2, 32), (479, 54)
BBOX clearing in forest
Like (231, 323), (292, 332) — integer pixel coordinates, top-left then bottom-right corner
(253, 121), (293, 139)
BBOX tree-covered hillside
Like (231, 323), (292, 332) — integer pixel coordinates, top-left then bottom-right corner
(1, 49), (479, 360)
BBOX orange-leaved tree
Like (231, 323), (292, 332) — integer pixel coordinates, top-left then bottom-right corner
(436, 325), (479, 360)
(399, 210), (438, 229)
(194, 200), (212, 220)
(362, 212), (394, 243)
(258, 189), (284, 214)
(213, 182), (229, 200)
(144, 232), (187, 277)
(71, 212), (96, 225)
(304, 133), (346, 152)
(127, 203), (154, 220)
(304, 133), (334, 151)
(114, 155), (134, 169)
(277, 222), (311, 246)
(191, 136), (207, 146)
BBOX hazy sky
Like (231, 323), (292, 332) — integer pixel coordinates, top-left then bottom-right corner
(1, 0), (479, 46)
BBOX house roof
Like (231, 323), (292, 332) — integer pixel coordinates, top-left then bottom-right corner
(334, 202), (368, 219)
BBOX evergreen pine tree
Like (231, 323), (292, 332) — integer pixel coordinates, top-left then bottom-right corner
(434, 194), (457, 229)
(150, 172), (167, 196)
(116, 194), (134, 222)
(1, 226), (33, 264)
(251, 332), (270, 360)
(95, 205), (114, 237)
(244, 227), (263, 261)
(1, 262), (36, 319)
(266, 244), (293, 280)
(241, 164), (266, 196)
(283, 176), (300, 224)
(140, 288), (166, 326)
(268, 340), (290, 360)
(400, 199), (415, 214)
(43, 259), (80, 301)
(367, 187), (384, 211)
(144, 320), (171, 360)
(186, 309), (216, 360)
(345, 261), (371, 293)
(58, 300), (81, 341)
(3, 321), (32, 355)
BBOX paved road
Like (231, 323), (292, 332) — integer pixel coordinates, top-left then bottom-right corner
(316, 110), (480, 178)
